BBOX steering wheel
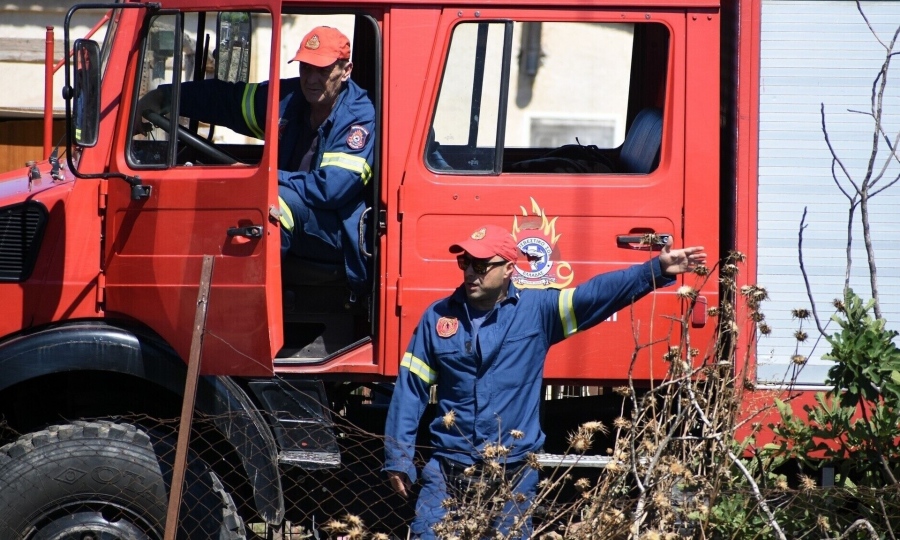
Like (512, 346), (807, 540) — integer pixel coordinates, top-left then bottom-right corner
(142, 110), (238, 165)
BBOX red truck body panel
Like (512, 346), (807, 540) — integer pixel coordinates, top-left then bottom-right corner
(0, 0), (733, 383)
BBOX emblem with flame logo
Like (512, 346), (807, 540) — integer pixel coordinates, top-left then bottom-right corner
(512, 198), (574, 289)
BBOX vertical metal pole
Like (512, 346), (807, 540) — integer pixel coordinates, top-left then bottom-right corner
(44, 26), (54, 159)
(164, 255), (215, 540)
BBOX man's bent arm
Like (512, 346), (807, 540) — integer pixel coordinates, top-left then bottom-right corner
(384, 324), (436, 483)
(277, 113), (375, 210)
(175, 79), (265, 138)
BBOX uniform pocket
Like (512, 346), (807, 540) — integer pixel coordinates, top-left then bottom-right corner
(502, 329), (541, 344)
(494, 330), (545, 390)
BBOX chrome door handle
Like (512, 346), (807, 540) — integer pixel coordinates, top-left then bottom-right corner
(616, 233), (672, 250)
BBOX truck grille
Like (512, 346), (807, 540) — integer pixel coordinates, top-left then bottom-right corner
(0, 202), (47, 282)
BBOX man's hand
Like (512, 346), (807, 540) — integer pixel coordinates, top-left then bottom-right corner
(387, 470), (412, 498)
(659, 242), (706, 276)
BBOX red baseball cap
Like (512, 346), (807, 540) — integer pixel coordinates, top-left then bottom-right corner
(290, 26), (351, 67)
(449, 225), (520, 263)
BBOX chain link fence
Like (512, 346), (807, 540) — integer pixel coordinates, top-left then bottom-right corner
(0, 411), (612, 539)
(2, 399), (900, 539)
(0, 393), (672, 539)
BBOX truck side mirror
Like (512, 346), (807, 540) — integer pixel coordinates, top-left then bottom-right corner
(216, 12), (251, 83)
(71, 39), (101, 148)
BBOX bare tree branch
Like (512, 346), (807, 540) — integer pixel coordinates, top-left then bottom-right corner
(824, 518), (880, 540)
(798, 209), (828, 336)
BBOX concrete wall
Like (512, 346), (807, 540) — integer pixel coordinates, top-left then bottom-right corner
(0, 2), (109, 171)
(0, 2), (108, 118)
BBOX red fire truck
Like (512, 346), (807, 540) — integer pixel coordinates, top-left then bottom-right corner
(0, 0), (896, 536)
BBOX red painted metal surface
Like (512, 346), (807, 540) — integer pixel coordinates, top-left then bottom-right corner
(10, 0), (744, 386)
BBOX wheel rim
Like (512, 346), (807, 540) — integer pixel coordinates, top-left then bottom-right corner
(28, 506), (157, 540)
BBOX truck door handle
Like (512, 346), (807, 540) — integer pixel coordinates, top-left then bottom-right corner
(227, 225), (263, 238)
(616, 233), (672, 251)
(359, 207), (373, 259)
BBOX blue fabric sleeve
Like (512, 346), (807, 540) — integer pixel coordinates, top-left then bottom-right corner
(384, 319), (437, 483)
(176, 79), (267, 138)
(550, 258), (675, 344)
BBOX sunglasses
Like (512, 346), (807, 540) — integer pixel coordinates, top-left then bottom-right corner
(457, 255), (507, 274)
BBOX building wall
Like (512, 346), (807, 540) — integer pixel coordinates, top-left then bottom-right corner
(0, 2), (106, 117)
(756, 0), (900, 384)
(0, 2), (105, 172)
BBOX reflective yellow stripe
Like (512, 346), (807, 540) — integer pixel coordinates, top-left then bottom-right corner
(277, 196), (294, 231)
(241, 83), (264, 139)
(320, 152), (373, 185)
(559, 288), (578, 338)
(400, 352), (436, 385)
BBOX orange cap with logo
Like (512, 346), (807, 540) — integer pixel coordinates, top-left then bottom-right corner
(449, 225), (521, 263)
(291, 26), (351, 67)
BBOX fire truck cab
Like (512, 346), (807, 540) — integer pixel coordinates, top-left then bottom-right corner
(68, 0), (718, 378)
(0, 0), (720, 535)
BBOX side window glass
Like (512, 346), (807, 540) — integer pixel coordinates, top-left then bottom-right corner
(428, 20), (668, 175)
(428, 22), (507, 173)
(129, 11), (270, 168)
(99, 9), (119, 79)
(129, 13), (180, 166)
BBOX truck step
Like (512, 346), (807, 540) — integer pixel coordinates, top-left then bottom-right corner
(535, 453), (612, 468)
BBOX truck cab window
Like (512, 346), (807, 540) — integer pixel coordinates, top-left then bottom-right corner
(427, 20), (668, 175)
(128, 11), (268, 168)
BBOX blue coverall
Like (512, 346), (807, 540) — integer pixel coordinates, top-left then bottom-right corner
(384, 258), (675, 538)
(175, 77), (375, 294)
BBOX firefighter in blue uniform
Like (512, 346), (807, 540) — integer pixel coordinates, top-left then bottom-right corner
(138, 26), (374, 295)
(384, 225), (706, 539)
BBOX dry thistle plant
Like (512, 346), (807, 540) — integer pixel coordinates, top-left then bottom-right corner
(521, 251), (756, 539)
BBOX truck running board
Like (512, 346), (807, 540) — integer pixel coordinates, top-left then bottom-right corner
(535, 453), (612, 468)
(278, 448), (342, 467)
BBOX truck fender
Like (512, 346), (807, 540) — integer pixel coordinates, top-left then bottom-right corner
(0, 322), (284, 524)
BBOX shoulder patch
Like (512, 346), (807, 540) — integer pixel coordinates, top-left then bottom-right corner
(436, 317), (458, 338)
(346, 125), (369, 150)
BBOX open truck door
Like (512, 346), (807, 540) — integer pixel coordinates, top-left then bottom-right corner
(83, 3), (281, 376)
(393, 9), (717, 382)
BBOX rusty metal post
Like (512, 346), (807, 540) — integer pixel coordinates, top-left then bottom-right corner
(164, 255), (215, 540)
(44, 26), (54, 160)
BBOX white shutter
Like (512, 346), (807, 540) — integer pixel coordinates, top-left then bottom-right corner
(757, 0), (900, 385)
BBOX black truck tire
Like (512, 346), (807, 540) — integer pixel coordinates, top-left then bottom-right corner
(0, 421), (246, 539)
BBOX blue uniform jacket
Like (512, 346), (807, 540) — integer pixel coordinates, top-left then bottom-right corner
(384, 259), (675, 482)
(175, 78), (375, 294)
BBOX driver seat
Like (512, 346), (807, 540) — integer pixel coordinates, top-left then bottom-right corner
(619, 107), (663, 174)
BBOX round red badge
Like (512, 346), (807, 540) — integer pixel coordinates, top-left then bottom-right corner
(436, 317), (458, 338)
(346, 125), (369, 150)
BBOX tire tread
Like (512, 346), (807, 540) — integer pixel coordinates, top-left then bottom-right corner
(0, 421), (247, 539)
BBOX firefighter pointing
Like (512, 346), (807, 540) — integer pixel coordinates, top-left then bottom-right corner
(384, 225), (706, 539)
